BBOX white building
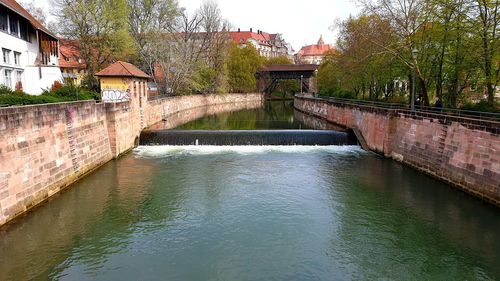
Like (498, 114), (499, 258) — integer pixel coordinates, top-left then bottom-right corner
(230, 29), (291, 59)
(0, 0), (61, 95)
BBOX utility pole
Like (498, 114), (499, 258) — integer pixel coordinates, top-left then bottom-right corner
(411, 48), (419, 111)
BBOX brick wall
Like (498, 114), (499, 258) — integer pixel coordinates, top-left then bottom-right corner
(0, 93), (263, 226)
(295, 96), (500, 205)
(0, 101), (113, 226)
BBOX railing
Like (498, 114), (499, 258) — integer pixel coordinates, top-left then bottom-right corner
(300, 96), (500, 122)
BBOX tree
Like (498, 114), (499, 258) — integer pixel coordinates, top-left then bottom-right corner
(325, 14), (404, 100)
(21, 1), (47, 25)
(471, 0), (500, 103)
(227, 43), (264, 93)
(359, 0), (433, 105)
(128, 0), (181, 76)
(265, 56), (292, 65)
(263, 56), (299, 96)
(54, 0), (133, 89)
(145, 0), (231, 95)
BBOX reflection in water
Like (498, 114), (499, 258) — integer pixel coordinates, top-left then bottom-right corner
(0, 146), (498, 280)
(175, 101), (309, 130)
(146, 100), (264, 131)
(294, 109), (346, 131)
(0, 103), (499, 281)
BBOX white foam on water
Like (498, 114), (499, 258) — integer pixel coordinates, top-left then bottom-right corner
(134, 145), (367, 158)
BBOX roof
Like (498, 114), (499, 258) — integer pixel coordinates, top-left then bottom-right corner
(298, 44), (333, 57)
(261, 64), (319, 72)
(297, 35), (334, 57)
(59, 39), (87, 69)
(0, 0), (56, 38)
(229, 31), (277, 47)
(95, 61), (151, 79)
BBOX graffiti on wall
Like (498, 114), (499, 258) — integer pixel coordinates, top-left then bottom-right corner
(102, 89), (131, 102)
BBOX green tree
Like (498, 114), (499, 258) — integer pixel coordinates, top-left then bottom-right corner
(317, 58), (342, 96)
(54, 0), (133, 89)
(471, 0), (500, 103)
(265, 56), (292, 65)
(227, 43), (264, 93)
(263, 56), (299, 97)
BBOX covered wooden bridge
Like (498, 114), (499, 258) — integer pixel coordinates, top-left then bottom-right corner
(256, 64), (319, 96)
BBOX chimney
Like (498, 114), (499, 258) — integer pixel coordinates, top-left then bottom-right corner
(250, 28), (253, 32)
(238, 28), (240, 32)
(258, 30), (260, 34)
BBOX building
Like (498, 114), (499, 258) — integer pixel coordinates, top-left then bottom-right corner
(59, 39), (87, 85)
(229, 28), (290, 59)
(296, 35), (334, 65)
(0, 0), (61, 94)
(96, 61), (151, 102)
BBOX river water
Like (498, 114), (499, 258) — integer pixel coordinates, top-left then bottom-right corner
(0, 101), (499, 281)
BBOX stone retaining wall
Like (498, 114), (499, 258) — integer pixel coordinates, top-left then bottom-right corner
(0, 93), (263, 226)
(295, 96), (500, 205)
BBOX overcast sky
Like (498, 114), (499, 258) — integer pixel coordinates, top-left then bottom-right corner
(37, 0), (360, 50)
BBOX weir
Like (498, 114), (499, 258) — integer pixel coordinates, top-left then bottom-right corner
(140, 130), (357, 146)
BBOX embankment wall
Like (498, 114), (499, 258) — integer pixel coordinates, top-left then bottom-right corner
(295, 96), (500, 205)
(0, 93), (263, 226)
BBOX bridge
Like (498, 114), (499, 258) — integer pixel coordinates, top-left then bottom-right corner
(257, 64), (319, 96)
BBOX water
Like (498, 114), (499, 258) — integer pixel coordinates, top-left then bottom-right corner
(174, 101), (310, 130)
(0, 102), (499, 280)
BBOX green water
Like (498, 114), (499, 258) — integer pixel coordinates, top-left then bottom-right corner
(176, 101), (310, 130)
(0, 103), (499, 281)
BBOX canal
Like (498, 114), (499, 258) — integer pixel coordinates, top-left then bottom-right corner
(0, 101), (499, 280)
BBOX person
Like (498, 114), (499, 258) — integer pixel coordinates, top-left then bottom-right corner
(434, 98), (443, 111)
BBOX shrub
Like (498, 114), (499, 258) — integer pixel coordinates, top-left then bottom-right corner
(386, 95), (408, 104)
(0, 85), (14, 96)
(42, 84), (100, 101)
(0, 93), (62, 106)
(50, 80), (63, 92)
(0, 84), (99, 106)
(461, 100), (500, 113)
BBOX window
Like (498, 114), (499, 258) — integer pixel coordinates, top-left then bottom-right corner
(9, 15), (18, 36)
(14, 52), (20, 65)
(19, 22), (28, 41)
(65, 56), (70, 62)
(15, 70), (22, 85)
(4, 69), (12, 88)
(0, 10), (7, 31)
(2, 49), (11, 64)
(15, 70), (22, 90)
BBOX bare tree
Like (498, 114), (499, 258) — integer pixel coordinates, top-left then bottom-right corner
(21, 0), (47, 25)
(128, 0), (180, 76)
(150, 0), (230, 95)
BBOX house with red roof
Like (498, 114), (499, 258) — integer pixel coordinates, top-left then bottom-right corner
(0, 0), (61, 94)
(296, 36), (334, 65)
(59, 39), (87, 85)
(96, 61), (150, 102)
(229, 28), (291, 59)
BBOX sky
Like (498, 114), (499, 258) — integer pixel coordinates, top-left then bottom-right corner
(36, 0), (360, 51)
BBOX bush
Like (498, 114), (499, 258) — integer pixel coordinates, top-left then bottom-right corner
(461, 100), (500, 113)
(43, 84), (100, 101)
(0, 93), (63, 106)
(0, 83), (99, 106)
(0, 85), (14, 96)
(386, 95), (408, 104)
(50, 80), (63, 92)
